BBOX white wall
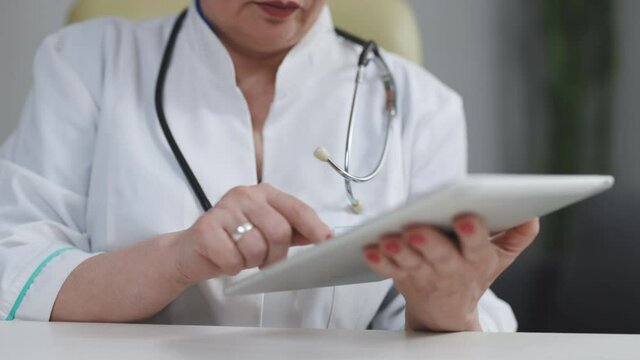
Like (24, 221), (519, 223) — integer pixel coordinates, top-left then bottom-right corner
(405, 0), (534, 173)
(406, 0), (505, 172)
(0, 0), (76, 141)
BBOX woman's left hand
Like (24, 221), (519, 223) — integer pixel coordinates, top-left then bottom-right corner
(362, 215), (539, 332)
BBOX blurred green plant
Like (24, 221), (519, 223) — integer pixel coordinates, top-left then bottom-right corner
(540, 0), (616, 250)
(542, 0), (616, 174)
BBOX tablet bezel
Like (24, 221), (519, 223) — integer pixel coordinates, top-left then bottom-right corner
(225, 175), (614, 296)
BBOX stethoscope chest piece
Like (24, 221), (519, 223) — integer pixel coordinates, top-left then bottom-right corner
(313, 40), (397, 215)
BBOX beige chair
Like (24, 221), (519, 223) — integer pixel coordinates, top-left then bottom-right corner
(67, 0), (423, 64)
(327, 0), (422, 64)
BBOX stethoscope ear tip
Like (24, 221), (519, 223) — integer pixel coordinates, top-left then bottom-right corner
(313, 146), (331, 162)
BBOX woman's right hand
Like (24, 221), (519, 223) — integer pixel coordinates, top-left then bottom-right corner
(170, 183), (333, 286)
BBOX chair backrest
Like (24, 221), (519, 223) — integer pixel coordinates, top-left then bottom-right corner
(67, 0), (423, 64)
(68, 0), (191, 23)
(327, 0), (422, 64)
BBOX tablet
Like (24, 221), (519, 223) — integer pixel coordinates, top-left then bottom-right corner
(224, 174), (614, 296)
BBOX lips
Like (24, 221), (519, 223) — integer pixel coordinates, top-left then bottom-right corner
(256, 1), (301, 19)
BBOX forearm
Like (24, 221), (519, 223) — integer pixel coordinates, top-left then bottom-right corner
(51, 232), (189, 323)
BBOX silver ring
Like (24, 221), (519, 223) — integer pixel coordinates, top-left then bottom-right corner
(232, 222), (254, 242)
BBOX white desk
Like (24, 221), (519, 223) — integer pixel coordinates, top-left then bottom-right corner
(1, 322), (638, 359)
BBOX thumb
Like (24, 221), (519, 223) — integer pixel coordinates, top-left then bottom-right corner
(492, 218), (540, 266)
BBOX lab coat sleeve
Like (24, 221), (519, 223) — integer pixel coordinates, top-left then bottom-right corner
(368, 284), (406, 331)
(391, 59), (517, 332)
(0, 29), (103, 321)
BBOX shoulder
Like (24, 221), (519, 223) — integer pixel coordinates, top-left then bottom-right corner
(41, 15), (175, 60)
(33, 16), (176, 102)
(331, 36), (462, 117)
(380, 51), (463, 118)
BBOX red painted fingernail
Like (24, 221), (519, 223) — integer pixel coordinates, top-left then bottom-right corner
(409, 234), (426, 246)
(326, 233), (334, 240)
(384, 240), (401, 254)
(366, 251), (381, 263)
(459, 222), (475, 235)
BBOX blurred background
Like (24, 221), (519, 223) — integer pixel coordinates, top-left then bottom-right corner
(0, 0), (638, 333)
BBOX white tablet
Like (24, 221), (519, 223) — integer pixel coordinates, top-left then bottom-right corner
(224, 174), (614, 296)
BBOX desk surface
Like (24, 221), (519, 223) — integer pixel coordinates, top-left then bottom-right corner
(2, 322), (639, 360)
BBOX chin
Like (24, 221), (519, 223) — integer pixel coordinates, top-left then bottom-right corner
(244, 24), (302, 54)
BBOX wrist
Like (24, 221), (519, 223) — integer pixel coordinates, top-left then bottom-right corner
(405, 304), (481, 332)
(154, 231), (194, 290)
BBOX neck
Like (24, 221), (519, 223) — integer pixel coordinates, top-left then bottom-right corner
(219, 36), (288, 86)
(196, 0), (293, 85)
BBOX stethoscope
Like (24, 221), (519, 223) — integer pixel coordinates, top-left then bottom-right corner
(156, 9), (398, 215)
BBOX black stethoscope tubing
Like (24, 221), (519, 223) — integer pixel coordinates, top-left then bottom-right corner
(155, 11), (213, 211)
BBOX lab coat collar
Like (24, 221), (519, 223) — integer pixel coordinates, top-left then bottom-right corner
(185, 1), (336, 93)
(185, 2), (236, 87)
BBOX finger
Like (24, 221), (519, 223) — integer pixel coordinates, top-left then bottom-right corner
(362, 246), (406, 279)
(194, 211), (245, 275)
(453, 214), (490, 259)
(405, 225), (461, 273)
(243, 202), (293, 267)
(492, 218), (540, 266)
(235, 228), (268, 269)
(261, 184), (332, 244)
(291, 229), (321, 246)
(380, 234), (423, 271)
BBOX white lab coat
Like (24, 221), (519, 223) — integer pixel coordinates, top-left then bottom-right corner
(0, 2), (516, 331)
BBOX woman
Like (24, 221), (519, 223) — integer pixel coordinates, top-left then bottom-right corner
(0, 0), (538, 331)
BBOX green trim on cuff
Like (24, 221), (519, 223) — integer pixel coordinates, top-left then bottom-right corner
(6, 247), (78, 321)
